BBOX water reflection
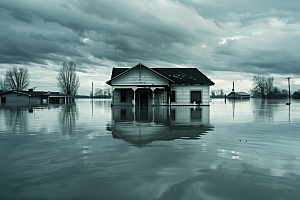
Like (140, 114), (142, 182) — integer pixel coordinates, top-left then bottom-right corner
(59, 104), (78, 136)
(1, 106), (28, 133)
(109, 106), (214, 146)
(0, 104), (78, 136)
(251, 99), (279, 122)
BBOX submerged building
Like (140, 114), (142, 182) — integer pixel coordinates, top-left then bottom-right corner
(226, 92), (250, 99)
(0, 90), (75, 105)
(106, 63), (215, 106)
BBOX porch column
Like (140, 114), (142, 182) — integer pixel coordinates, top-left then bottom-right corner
(132, 87), (137, 106)
(151, 87), (155, 107)
(169, 87), (172, 106)
(152, 106), (154, 123)
(65, 97), (66, 104)
(133, 90), (136, 106)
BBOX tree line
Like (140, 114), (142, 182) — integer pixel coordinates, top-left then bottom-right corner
(211, 89), (224, 98)
(0, 61), (80, 95)
(251, 75), (299, 99)
(210, 75), (299, 99)
(91, 88), (112, 98)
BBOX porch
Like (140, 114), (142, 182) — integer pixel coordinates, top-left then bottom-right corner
(111, 86), (171, 106)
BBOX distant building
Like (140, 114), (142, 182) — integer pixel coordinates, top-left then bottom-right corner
(226, 92), (250, 99)
(0, 90), (75, 105)
(106, 63), (215, 106)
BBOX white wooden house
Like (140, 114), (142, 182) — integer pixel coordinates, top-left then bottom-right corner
(106, 63), (215, 106)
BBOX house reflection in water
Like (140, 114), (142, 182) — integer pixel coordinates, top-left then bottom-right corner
(108, 106), (214, 146)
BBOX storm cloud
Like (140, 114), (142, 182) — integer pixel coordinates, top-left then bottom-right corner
(1, 0), (300, 94)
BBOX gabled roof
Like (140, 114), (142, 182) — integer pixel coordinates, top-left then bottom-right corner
(106, 63), (175, 85)
(107, 63), (215, 86)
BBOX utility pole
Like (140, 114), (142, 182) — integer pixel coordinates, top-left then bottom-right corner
(233, 82), (235, 99)
(92, 82), (93, 100)
(286, 77), (291, 105)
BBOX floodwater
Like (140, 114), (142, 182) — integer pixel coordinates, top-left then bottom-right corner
(0, 99), (299, 200)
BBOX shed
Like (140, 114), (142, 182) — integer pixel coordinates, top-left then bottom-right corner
(0, 90), (75, 105)
(226, 92), (250, 99)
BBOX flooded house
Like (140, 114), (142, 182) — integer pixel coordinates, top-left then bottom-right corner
(226, 91), (250, 99)
(106, 63), (215, 106)
(0, 90), (75, 106)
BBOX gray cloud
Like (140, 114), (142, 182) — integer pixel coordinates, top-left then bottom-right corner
(0, 0), (300, 94)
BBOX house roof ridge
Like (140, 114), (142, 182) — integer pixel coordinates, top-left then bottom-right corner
(107, 64), (214, 86)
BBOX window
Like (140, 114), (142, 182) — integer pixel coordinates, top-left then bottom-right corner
(190, 91), (201, 104)
(171, 90), (176, 102)
(121, 90), (126, 102)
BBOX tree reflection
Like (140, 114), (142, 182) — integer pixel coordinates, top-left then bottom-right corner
(1, 107), (28, 133)
(59, 104), (78, 136)
(251, 99), (279, 122)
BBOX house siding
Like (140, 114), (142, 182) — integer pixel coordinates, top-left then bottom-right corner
(111, 67), (169, 86)
(170, 85), (210, 106)
(0, 93), (29, 104)
(112, 88), (134, 106)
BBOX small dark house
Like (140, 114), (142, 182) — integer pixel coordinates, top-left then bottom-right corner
(227, 92), (250, 99)
(0, 90), (75, 105)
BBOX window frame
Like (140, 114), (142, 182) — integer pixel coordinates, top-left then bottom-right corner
(190, 90), (202, 104)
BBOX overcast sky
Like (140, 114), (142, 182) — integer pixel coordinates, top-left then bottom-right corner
(1, 0), (300, 95)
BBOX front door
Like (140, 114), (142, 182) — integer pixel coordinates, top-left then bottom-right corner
(140, 90), (148, 106)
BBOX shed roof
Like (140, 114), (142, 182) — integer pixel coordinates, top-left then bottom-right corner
(228, 92), (250, 96)
(109, 64), (214, 85)
(0, 90), (73, 97)
(234, 92), (250, 96)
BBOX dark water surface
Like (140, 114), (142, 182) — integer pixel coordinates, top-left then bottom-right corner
(0, 99), (299, 200)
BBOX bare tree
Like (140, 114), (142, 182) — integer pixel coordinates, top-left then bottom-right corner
(4, 67), (29, 91)
(94, 88), (103, 97)
(211, 90), (216, 98)
(220, 89), (224, 97)
(0, 78), (8, 92)
(252, 75), (274, 98)
(57, 61), (80, 95)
